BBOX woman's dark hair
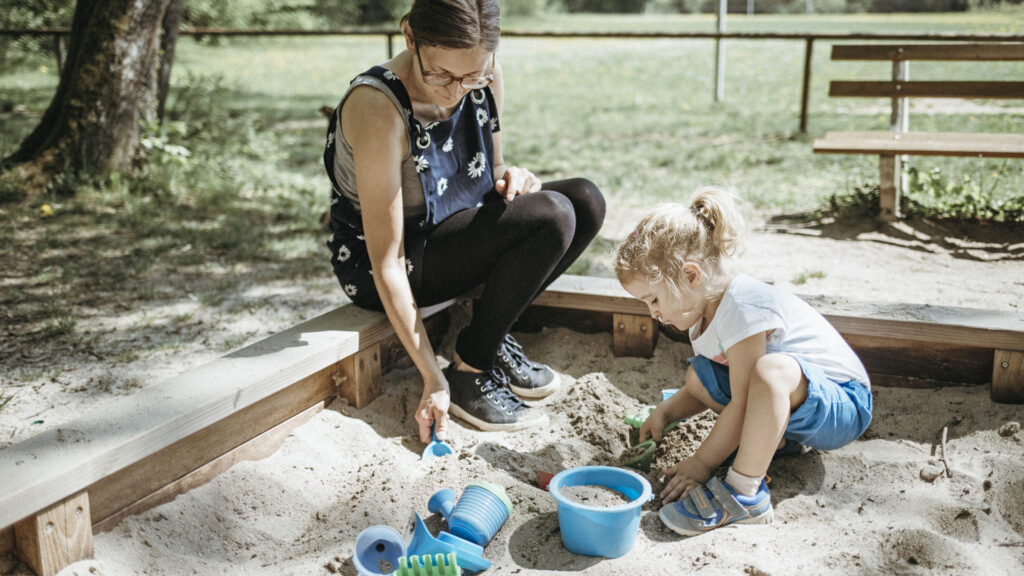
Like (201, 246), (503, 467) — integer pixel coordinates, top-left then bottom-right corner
(401, 0), (500, 51)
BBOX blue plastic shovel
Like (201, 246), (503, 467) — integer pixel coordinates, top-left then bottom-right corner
(421, 423), (454, 460)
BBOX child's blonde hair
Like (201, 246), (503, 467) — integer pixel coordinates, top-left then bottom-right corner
(615, 186), (744, 301)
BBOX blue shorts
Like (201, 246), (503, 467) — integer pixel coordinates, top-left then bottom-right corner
(688, 355), (873, 451)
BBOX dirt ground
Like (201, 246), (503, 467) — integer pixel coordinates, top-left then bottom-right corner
(1, 213), (1023, 576)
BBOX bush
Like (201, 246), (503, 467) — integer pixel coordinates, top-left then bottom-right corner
(0, 0), (73, 65)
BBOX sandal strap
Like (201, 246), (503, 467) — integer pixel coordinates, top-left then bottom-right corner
(687, 486), (718, 520)
(706, 477), (751, 522)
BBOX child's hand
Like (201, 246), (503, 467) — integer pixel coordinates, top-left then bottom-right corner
(639, 405), (671, 443)
(660, 456), (714, 502)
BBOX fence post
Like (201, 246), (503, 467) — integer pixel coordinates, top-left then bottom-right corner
(386, 33), (394, 59)
(54, 34), (66, 73)
(799, 37), (814, 133)
(714, 0), (727, 102)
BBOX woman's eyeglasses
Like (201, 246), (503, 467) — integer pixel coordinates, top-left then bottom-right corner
(416, 44), (495, 90)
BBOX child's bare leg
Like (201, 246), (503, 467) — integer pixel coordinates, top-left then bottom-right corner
(731, 353), (808, 480)
(670, 364), (726, 419)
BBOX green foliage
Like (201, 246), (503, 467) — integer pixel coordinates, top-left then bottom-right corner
(0, 0), (74, 65)
(903, 164), (1024, 222)
(791, 269), (826, 285)
(311, 0), (411, 26)
(185, 0), (318, 29)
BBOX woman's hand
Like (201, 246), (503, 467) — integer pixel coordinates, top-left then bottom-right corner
(660, 456), (715, 502)
(414, 379), (451, 444)
(495, 164), (541, 201)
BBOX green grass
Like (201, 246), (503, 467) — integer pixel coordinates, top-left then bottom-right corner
(1, 13), (1022, 335)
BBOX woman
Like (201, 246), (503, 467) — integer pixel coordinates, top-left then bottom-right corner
(323, 0), (605, 444)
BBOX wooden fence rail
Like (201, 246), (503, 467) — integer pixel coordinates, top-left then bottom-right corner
(2, 27), (1023, 133)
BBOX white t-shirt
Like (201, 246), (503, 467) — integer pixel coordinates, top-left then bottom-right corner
(689, 274), (870, 387)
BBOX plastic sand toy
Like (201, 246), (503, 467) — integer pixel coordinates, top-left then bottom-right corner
(404, 511), (491, 573)
(396, 553), (459, 576)
(621, 410), (682, 473)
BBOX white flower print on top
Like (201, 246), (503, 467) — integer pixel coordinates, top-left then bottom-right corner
(356, 234), (365, 240)
(490, 117), (498, 132)
(476, 107), (489, 127)
(383, 70), (399, 81)
(326, 131), (335, 147)
(467, 151), (486, 179)
(414, 155), (429, 173)
(443, 137), (454, 153)
(344, 284), (358, 297)
(424, 121), (439, 131)
(437, 178), (448, 197)
(406, 258), (414, 275)
(336, 244), (351, 262)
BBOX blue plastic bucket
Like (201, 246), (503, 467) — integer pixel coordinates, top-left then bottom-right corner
(548, 466), (652, 558)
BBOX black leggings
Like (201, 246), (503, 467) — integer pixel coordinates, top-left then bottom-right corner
(416, 177), (606, 370)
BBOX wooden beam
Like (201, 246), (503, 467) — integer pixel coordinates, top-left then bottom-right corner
(831, 43), (1024, 62)
(0, 300), (453, 531)
(541, 276), (1024, 353)
(879, 153), (901, 220)
(338, 343), (382, 409)
(844, 334), (991, 385)
(87, 363), (335, 530)
(992, 349), (1024, 404)
(14, 492), (91, 576)
(814, 131), (1024, 159)
(612, 313), (659, 358)
(829, 81), (1024, 99)
(92, 402), (324, 534)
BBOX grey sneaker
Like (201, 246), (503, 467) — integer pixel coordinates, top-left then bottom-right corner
(446, 364), (548, 432)
(496, 334), (560, 399)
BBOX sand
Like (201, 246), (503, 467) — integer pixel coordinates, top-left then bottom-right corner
(2, 214), (1023, 576)
(4, 326), (1016, 576)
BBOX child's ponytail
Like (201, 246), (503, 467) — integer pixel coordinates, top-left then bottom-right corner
(690, 186), (743, 261)
(615, 186), (744, 300)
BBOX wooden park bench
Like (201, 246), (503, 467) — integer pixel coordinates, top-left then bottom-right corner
(813, 43), (1024, 220)
(1, 275), (1022, 575)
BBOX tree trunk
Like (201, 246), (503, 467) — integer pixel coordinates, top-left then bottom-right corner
(2, 0), (174, 196)
(157, 0), (184, 123)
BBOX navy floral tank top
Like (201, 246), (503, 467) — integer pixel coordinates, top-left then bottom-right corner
(323, 66), (501, 310)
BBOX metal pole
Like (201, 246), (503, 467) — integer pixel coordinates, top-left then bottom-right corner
(748, 0), (754, 16)
(386, 33), (394, 59)
(799, 37), (813, 133)
(714, 0), (726, 102)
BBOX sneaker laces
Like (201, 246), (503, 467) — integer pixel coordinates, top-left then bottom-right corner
(498, 334), (531, 373)
(478, 367), (525, 412)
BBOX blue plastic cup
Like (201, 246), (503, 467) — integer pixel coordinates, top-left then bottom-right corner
(548, 466), (652, 558)
(352, 525), (406, 576)
(429, 481), (512, 547)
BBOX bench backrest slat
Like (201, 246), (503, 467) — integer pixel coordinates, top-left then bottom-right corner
(829, 80), (1024, 99)
(832, 43), (1024, 61)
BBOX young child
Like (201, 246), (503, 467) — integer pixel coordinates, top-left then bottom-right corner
(615, 186), (872, 536)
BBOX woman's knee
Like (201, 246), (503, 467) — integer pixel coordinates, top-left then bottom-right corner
(559, 178), (606, 228)
(524, 191), (575, 248)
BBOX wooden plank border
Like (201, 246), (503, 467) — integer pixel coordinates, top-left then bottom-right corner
(2, 274), (1023, 572)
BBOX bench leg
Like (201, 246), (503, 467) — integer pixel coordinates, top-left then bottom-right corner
(992, 349), (1024, 404)
(612, 313), (658, 358)
(337, 343), (382, 409)
(879, 154), (901, 221)
(15, 492), (92, 576)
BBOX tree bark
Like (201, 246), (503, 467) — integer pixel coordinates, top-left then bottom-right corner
(2, 0), (174, 196)
(157, 0), (184, 123)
